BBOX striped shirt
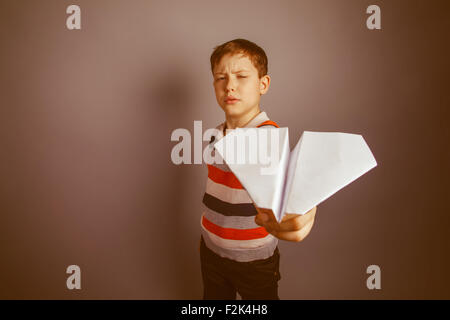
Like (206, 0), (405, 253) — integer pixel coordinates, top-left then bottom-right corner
(200, 111), (280, 262)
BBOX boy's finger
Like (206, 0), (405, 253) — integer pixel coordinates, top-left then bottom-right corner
(255, 213), (279, 233)
(254, 206), (274, 216)
(277, 215), (311, 232)
(256, 206), (317, 233)
(274, 219), (315, 242)
(284, 207), (317, 225)
(255, 213), (266, 226)
(255, 207), (277, 222)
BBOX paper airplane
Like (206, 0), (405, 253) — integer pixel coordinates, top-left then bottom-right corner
(214, 128), (377, 222)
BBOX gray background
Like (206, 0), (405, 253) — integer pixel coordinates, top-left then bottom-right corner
(0, 0), (449, 299)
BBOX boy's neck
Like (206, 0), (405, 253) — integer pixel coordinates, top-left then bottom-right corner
(224, 107), (261, 132)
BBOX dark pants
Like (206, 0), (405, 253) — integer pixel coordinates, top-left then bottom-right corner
(200, 236), (281, 300)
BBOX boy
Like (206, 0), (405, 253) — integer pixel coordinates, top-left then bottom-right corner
(200, 39), (317, 300)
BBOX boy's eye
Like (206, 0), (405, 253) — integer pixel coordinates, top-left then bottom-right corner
(214, 75), (246, 81)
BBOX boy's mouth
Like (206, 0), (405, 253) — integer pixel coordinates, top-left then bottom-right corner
(225, 96), (240, 104)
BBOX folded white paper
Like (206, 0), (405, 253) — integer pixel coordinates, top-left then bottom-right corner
(214, 128), (377, 222)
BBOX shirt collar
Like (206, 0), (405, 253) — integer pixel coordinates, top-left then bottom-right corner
(218, 111), (270, 131)
(243, 111), (270, 128)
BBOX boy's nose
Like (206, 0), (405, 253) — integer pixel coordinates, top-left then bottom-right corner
(226, 79), (236, 92)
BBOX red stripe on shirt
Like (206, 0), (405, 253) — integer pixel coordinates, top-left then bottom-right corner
(207, 164), (243, 189)
(202, 216), (269, 240)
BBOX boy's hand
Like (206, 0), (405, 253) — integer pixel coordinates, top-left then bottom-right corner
(254, 206), (317, 242)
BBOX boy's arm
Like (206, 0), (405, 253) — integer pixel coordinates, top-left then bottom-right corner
(254, 206), (317, 242)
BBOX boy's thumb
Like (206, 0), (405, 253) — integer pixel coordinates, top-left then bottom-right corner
(259, 213), (269, 222)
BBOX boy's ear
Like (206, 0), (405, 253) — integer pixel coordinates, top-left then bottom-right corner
(259, 75), (271, 95)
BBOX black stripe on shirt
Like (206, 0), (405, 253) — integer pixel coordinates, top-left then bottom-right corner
(202, 193), (257, 217)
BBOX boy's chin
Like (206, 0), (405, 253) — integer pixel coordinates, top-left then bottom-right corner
(222, 105), (252, 118)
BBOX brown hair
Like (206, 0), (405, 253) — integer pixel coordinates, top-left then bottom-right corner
(210, 39), (268, 78)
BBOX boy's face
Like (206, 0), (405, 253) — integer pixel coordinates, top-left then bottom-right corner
(213, 53), (270, 120)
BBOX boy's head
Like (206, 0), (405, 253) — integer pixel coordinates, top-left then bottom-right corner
(210, 39), (270, 123)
